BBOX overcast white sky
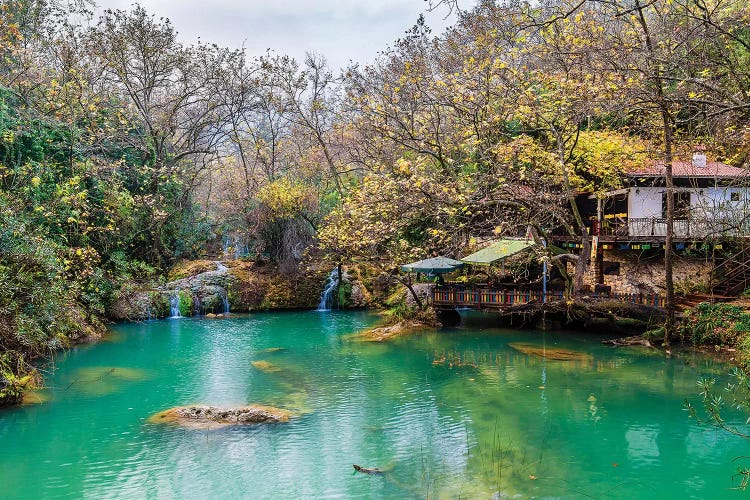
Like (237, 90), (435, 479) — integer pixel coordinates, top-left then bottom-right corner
(95, 1), (476, 70)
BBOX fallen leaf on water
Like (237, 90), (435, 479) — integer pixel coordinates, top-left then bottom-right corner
(612, 463), (619, 467)
(538, 386), (545, 389)
(529, 475), (537, 480)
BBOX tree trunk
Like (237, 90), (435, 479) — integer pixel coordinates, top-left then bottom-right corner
(632, 0), (675, 347)
(662, 109), (675, 347)
(395, 275), (423, 309)
(574, 226), (592, 296)
(557, 138), (590, 297)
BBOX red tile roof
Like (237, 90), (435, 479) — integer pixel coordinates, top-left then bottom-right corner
(627, 161), (748, 178)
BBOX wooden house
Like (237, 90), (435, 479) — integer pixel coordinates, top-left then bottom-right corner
(553, 149), (750, 296)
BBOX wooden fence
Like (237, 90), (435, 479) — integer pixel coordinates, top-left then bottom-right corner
(432, 288), (664, 309)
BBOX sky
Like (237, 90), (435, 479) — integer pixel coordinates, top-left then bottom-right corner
(95, 0), (476, 70)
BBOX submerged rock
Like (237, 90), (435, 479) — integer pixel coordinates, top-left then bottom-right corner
(148, 404), (293, 428)
(260, 347), (286, 354)
(352, 321), (426, 342)
(21, 389), (51, 405)
(63, 366), (150, 397)
(508, 342), (592, 362)
(251, 360), (282, 372)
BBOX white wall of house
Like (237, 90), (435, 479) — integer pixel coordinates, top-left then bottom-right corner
(627, 187), (663, 219)
(624, 184), (750, 237)
(627, 185), (750, 219)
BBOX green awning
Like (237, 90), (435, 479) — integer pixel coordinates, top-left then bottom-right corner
(400, 256), (465, 274)
(460, 239), (535, 266)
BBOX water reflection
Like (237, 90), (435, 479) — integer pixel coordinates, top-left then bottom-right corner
(0, 312), (747, 498)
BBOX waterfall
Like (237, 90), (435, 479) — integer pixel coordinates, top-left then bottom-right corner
(222, 235), (249, 260)
(222, 290), (230, 315)
(169, 292), (182, 318)
(317, 269), (340, 311)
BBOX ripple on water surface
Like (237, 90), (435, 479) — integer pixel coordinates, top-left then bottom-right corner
(0, 311), (747, 498)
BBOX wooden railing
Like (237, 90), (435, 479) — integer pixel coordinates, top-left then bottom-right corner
(713, 245), (750, 296)
(610, 292), (665, 307)
(432, 287), (664, 308)
(594, 216), (747, 238)
(433, 288), (564, 307)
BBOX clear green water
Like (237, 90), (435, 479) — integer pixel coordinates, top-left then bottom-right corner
(0, 311), (747, 499)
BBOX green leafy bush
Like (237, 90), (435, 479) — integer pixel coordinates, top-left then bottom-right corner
(678, 303), (750, 345)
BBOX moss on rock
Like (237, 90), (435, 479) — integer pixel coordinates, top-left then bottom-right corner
(167, 260), (218, 282)
(226, 261), (328, 311)
(177, 290), (193, 317)
(0, 353), (40, 407)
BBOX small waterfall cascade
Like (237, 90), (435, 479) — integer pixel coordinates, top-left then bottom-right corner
(317, 268), (340, 311)
(222, 290), (230, 315)
(222, 235), (249, 260)
(169, 292), (182, 318)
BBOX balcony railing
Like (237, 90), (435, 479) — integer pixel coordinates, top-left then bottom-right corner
(593, 216), (749, 238)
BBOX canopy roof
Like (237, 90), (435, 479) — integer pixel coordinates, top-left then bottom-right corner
(461, 239), (535, 266)
(400, 256), (465, 274)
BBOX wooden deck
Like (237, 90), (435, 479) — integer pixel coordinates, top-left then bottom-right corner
(432, 287), (665, 310)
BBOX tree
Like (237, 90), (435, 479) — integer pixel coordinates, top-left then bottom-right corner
(584, 0), (750, 344)
(86, 6), (230, 264)
(270, 53), (348, 195)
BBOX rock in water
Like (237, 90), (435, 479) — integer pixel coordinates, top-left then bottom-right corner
(353, 464), (385, 475)
(251, 360), (282, 372)
(148, 404), (293, 429)
(508, 342), (592, 362)
(260, 347), (286, 354)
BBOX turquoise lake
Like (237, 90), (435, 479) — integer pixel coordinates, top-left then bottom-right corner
(0, 311), (747, 498)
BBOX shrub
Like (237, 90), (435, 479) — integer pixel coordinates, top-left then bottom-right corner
(679, 303), (750, 345)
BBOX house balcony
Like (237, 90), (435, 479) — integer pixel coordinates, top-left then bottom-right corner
(591, 214), (748, 240)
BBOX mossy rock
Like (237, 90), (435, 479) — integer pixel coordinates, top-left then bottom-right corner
(148, 404), (294, 429)
(337, 281), (353, 308)
(226, 262), (328, 311)
(168, 260), (218, 281)
(178, 290), (193, 317)
(0, 353), (40, 407)
(201, 293), (224, 314)
(150, 291), (171, 318)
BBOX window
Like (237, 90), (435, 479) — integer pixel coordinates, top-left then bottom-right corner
(603, 261), (620, 276)
(731, 192), (740, 202)
(662, 191), (691, 218)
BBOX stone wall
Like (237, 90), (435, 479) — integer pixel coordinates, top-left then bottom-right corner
(581, 250), (713, 294)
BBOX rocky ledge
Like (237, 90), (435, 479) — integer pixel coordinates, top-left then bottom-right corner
(108, 259), (373, 321)
(148, 404), (294, 429)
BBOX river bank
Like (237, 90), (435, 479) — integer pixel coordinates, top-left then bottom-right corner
(1, 258), (373, 406)
(3, 256), (749, 408)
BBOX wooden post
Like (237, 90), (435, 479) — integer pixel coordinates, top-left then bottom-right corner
(596, 198), (605, 285)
